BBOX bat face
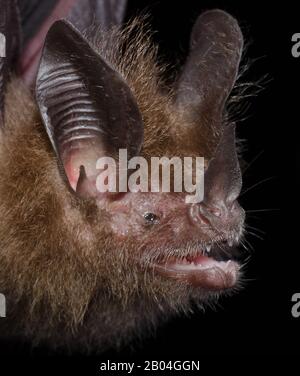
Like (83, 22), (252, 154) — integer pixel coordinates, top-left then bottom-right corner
(0, 2), (247, 352)
(100, 189), (244, 291)
(93, 122), (245, 291)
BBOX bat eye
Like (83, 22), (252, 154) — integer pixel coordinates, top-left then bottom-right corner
(143, 212), (160, 225)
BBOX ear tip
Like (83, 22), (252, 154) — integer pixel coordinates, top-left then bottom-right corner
(197, 9), (239, 25)
(36, 19), (83, 82)
(46, 19), (78, 38)
(194, 9), (244, 46)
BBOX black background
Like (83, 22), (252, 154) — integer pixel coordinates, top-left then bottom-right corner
(0, 0), (298, 373)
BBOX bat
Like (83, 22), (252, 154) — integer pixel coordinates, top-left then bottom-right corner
(0, 0), (248, 352)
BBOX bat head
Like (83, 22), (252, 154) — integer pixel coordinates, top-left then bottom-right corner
(0, 8), (247, 350)
(36, 12), (244, 290)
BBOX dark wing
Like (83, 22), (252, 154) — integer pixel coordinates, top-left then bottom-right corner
(18, 0), (128, 85)
(0, 0), (21, 127)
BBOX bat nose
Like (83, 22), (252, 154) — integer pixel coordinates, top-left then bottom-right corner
(200, 200), (231, 221)
(189, 200), (243, 230)
(201, 203), (223, 218)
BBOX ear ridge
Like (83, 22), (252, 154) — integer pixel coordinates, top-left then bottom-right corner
(36, 20), (143, 196)
(176, 9), (243, 124)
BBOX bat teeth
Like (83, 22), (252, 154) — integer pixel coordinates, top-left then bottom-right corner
(235, 234), (240, 243)
(205, 243), (212, 253)
(228, 238), (234, 247)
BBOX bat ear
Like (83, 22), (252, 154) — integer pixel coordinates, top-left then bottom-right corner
(176, 10), (243, 127)
(0, 0), (21, 126)
(204, 124), (242, 206)
(36, 20), (143, 197)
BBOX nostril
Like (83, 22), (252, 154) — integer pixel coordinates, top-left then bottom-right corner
(206, 206), (222, 217)
(189, 202), (234, 227)
(200, 203), (224, 219)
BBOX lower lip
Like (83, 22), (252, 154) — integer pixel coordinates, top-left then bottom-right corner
(151, 255), (240, 290)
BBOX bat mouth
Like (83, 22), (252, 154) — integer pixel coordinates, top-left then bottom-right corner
(149, 241), (242, 290)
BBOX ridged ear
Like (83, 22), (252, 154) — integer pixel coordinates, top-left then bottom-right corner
(0, 0), (21, 126)
(176, 10), (243, 126)
(36, 20), (143, 197)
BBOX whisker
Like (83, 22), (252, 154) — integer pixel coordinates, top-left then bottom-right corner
(245, 214), (261, 220)
(246, 208), (279, 213)
(239, 255), (252, 269)
(245, 231), (264, 241)
(240, 176), (277, 197)
(245, 225), (265, 234)
(241, 238), (255, 253)
(242, 149), (264, 176)
(239, 239), (249, 252)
